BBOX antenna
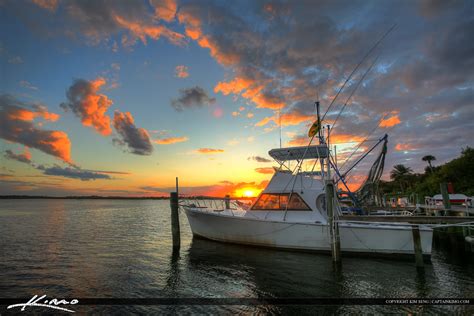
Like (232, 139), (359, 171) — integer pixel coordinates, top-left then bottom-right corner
(279, 106), (282, 148)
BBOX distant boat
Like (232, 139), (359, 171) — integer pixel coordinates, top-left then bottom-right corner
(183, 143), (433, 258)
(430, 194), (473, 206)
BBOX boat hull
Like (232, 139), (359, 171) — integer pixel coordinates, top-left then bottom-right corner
(184, 208), (433, 256)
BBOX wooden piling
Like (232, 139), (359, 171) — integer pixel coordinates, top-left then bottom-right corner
(170, 192), (180, 249)
(326, 180), (341, 264)
(225, 194), (230, 209)
(440, 182), (451, 211)
(411, 225), (424, 269)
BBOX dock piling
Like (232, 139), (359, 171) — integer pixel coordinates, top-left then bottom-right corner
(411, 225), (424, 269)
(170, 191), (181, 250)
(225, 194), (230, 209)
(440, 183), (451, 214)
(326, 180), (341, 264)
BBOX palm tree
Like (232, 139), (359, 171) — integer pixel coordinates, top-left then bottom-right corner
(422, 155), (436, 171)
(390, 164), (413, 192)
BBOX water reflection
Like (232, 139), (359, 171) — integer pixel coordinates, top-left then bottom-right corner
(1, 199), (472, 314)
(184, 236), (472, 314)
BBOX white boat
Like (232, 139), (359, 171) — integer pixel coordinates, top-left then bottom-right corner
(183, 143), (433, 258)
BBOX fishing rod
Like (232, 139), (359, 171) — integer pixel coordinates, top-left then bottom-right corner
(330, 54), (380, 133)
(321, 23), (396, 122)
(285, 25), (397, 190)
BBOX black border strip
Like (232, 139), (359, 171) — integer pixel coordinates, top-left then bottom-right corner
(1, 298), (472, 306)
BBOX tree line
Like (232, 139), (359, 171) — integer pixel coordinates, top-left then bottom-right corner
(380, 147), (474, 197)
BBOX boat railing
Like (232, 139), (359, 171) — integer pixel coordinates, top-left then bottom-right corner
(179, 197), (251, 216)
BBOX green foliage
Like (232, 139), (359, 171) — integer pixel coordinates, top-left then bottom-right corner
(381, 147), (474, 197)
(422, 154), (436, 170)
(389, 164), (413, 192)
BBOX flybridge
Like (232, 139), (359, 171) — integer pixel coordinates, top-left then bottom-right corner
(268, 145), (329, 162)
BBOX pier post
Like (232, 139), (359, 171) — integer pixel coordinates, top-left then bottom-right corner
(411, 225), (424, 269)
(170, 192), (180, 250)
(440, 183), (451, 213)
(326, 180), (341, 264)
(225, 194), (230, 209)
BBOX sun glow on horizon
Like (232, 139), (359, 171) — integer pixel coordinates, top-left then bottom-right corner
(235, 188), (260, 198)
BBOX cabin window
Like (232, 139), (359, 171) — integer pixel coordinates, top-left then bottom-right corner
(251, 193), (311, 211)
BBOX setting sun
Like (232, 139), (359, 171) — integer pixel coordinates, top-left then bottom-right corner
(244, 190), (255, 197)
(234, 188), (260, 198)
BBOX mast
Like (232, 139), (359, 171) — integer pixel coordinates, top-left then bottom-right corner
(326, 124), (331, 179)
(315, 101), (326, 180)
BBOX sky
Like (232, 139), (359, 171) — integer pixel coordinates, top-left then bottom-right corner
(1, 0), (473, 197)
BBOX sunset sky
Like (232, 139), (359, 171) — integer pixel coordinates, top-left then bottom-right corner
(1, 0), (473, 197)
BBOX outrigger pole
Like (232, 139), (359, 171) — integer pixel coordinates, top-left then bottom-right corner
(339, 134), (388, 180)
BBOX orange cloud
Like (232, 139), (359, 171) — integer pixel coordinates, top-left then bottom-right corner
(178, 9), (240, 65)
(330, 134), (365, 144)
(395, 143), (416, 151)
(151, 0), (177, 22)
(179, 9), (283, 110)
(195, 148), (224, 154)
(255, 112), (313, 127)
(286, 133), (363, 147)
(0, 95), (72, 164)
(215, 76), (287, 110)
(380, 112), (401, 128)
(175, 65), (189, 78)
(154, 136), (189, 144)
(255, 117), (274, 127)
(255, 167), (275, 174)
(341, 174), (367, 192)
(280, 112), (313, 126)
(7, 105), (59, 122)
(113, 15), (185, 46)
(287, 136), (309, 146)
(43, 131), (72, 163)
(31, 0), (58, 11)
(61, 77), (113, 136)
(214, 77), (253, 95)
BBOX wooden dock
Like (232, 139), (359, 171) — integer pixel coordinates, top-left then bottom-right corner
(340, 215), (473, 224)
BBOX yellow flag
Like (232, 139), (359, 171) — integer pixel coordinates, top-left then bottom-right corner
(308, 121), (320, 137)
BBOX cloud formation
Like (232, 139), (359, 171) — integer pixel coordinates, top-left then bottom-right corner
(27, 0), (183, 47)
(113, 111), (153, 155)
(154, 136), (189, 145)
(174, 0), (474, 175)
(0, 95), (72, 163)
(248, 156), (272, 163)
(19, 80), (39, 91)
(37, 165), (112, 181)
(4, 149), (32, 164)
(171, 86), (216, 111)
(194, 148), (224, 154)
(175, 65), (189, 78)
(31, 0), (58, 12)
(255, 167), (274, 174)
(61, 77), (113, 135)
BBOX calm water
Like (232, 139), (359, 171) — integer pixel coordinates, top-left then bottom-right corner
(0, 199), (473, 314)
